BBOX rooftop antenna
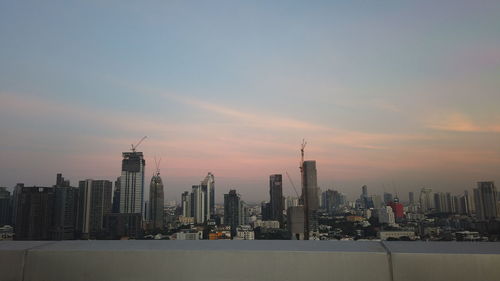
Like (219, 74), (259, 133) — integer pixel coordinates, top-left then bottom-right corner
(300, 139), (310, 240)
(131, 136), (147, 153)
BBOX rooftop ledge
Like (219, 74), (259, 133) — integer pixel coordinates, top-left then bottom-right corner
(1, 241), (500, 281)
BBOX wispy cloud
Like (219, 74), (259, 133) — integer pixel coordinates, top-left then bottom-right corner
(426, 113), (500, 133)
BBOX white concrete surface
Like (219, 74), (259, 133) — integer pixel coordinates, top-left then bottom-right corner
(0, 241), (499, 281)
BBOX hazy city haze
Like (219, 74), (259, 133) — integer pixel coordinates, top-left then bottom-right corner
(1, 0), (499, 202)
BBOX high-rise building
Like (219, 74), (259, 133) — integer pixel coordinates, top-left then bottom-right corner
(112, 177), (121, 213)
(200, 173), (215, 221)
(103, 213), (142, 239)
(191, 185), (205, 224)
(322, 189), (345, 214)
(78, 180), (112, 239)
(409, 192), (415, 205)
(287, 206), (304, 240)
(301, 160), (319, 236)
(14, 186), (55, 240)
(181, 191), (191, 218)
(0, 187), (12, 226)
(119, 151), (145, 216)
(269, 174), (284, 224)
(419, 187), (433, 213)
(360, 185), (369, 208)
(457, 191), (472, 215)
(52, 186), (79, 240)
(474, 181), (498, 221)
(149, 171), (164, 230)
(224, 189), (241, 237)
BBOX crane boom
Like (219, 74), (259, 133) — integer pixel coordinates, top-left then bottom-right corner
(131, 136), (148, 152)
(285, 171), (300, 198)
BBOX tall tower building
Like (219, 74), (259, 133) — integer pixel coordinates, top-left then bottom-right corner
(224, 189), (241, 237)
(474, 181), (498, 221)
(419, 187), (433, 214)
(269, 174), (284, 224)
(14, 186), (55, 240)
(149, 171), (164, 230)
(200, 173), (215, 222)
(191, 185), (205, 224)
(302, 160), (319, 237)
(409, 192), (415, 205)
(181, 191), (191, 217)
(0, 187), (12, 227)
(119, 151), (145, 215)
(78, 180), (112, 239)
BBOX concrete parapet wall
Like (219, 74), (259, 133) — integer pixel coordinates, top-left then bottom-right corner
(0, 240), (499, 281)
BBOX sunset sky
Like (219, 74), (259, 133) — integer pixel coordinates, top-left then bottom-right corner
(1, 1), (499, 203)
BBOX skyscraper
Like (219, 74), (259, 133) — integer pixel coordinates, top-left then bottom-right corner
(474, 181), (498, 221)
(409, 192), (415, 205)
(383, 192), (394, 204)
(200, 173), (215, 222)
(0, 187), (12, 226)
(191, 185), (205, 224)
(52, 173), (79, 240)
(14, 186), (55, 240)
(269, 174), (284, 224)
(302, 160), (319, 237)
(78, 180), (112, 239)
(52, 186), (79, 240)
(419, 187), (433, 214)
(224, 189), (240, 237)
(181, 191), (191, 218)
(149, 171), (164, 230)
(119, 151), (145, 216)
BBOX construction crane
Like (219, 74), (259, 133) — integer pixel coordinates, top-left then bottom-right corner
(300, 139), (310, 240)
(131, 136), (147, 152)
(285, 171), (300, 198)
(154, 156), (162, 176)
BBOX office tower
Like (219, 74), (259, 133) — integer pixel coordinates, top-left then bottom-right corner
(78, 180), (112, 239)
(474, 181), (498, 221)
(434, 193), (447, 213)
(269, 174), (284, 224)
(377, 206), (395, 225)
(302, 161), (319, 235)
(239, 200), (249, 225)
(181, 191), (191, 217)
(14, 186), (55, 240)
(261, 201), (272, 220)
(52, 186), (79, 240)
(191, 185), (205, 224)
(383, 192), (393, 204)
(149, 171), (164, 230)
(287, 206), (304, 240)
(224, 189), (241, 237)
(0, 187), (11, 226)
(360, 185), (369, 208)
(409, 192), (415, 205)
(112, 177), (121, 213)
(200, 173), (215, 221)
(322, 189), (345, 214)
(419, 187), (433, 213)
(120, 151), (145, 215)
(457, 191), (472, 215)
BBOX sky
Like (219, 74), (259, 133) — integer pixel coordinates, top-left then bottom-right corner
(1, 0), (499, 203)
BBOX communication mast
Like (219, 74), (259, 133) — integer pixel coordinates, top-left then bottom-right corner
(300, 139), (310, 240)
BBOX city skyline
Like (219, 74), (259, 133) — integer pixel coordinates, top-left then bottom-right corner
(1, 1), (500, 203)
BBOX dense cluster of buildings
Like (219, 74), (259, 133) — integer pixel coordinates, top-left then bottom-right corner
(0, 149), (499, 241)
